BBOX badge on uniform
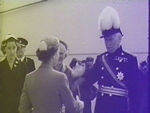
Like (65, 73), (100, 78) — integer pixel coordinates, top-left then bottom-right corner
(116, 72), (124, 81)
(114, 56), (128, 63)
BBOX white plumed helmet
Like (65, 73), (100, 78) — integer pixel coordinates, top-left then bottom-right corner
(98, 6), (123, 38)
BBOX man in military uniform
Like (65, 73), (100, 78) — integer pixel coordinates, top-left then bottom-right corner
(16, 37), (35, 74)
(84, 6), (141, 113)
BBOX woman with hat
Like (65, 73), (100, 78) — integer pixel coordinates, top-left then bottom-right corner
(0, 35), (26, 113)
(18, 36), (84, 113)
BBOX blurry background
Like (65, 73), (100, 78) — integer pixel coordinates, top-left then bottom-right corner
(0, 0), (149, 68)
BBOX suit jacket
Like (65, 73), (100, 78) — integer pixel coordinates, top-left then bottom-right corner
(54, 64), (79, 97)
(0, 58), (26, 113)
(18, 64), (79, 113)
(21, 57), (35, 74)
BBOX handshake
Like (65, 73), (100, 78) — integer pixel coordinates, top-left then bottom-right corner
(75, 95), (84, 113)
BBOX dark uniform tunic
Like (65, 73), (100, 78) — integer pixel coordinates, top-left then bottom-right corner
(0, 58), (26, 113)
(20, 57), (35, 74)
(84, 47), (140, 113)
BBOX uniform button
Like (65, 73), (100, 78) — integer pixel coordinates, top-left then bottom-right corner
(116, 67), (119, 70)
(121, 52), (124, 55)
(119, 60), (122, 63)
(111, 86), (114, 88)
(105, 53), (108, 56)
(102, 85), (104, 87)
(101, 93), (104, 96)
(16, 61), (18, 64)
(101, 76), (104, 79)
(14, 65), (17, 67)
(109, 93), (112, 96)
(101, 67), (104, 70)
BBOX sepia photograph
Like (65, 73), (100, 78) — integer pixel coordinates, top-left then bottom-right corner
(0, 0), (149, 113)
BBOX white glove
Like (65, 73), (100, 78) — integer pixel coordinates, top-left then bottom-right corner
(76, 95), (84, 112)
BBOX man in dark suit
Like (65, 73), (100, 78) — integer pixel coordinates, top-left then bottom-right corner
(83, 6), (141, 113)
(54, 40), (85, 113)
(17, 37), (35, 74)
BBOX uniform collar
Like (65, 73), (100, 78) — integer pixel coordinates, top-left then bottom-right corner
(4, 57), (19, 70)
(21, 56), (25, 62)
(17, 56), (25, 62)
(39, 63), (53, 70)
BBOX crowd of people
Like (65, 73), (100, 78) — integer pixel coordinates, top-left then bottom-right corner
(0, 6), (149, 113)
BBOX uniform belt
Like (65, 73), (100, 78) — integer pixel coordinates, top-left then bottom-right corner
(98, 86), (128, 97)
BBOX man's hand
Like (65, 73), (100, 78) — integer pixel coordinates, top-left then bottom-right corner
(76, 95), (84, 113)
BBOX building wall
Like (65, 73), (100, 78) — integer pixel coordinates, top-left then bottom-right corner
(0, 0), (148, 67)
(0, 13), (3, 56)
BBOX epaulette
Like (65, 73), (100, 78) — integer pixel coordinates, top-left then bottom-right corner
(122, 50), (137, 59)
(97, 52), (107, 58)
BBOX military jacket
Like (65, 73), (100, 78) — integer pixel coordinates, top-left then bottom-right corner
(85, 47), (141, 113)
(20, 57), (35, 74)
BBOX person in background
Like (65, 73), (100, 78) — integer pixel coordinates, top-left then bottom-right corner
(85, 57), (94, 70)
(54, 40), (75, 113)
(69, 58), (79, 69)
(54, 41), (85, 97)
(80, 57), (97, 113)
(18, 37), (84, 113)
(70, 57), (97, 113)
(54, 40), (76, 95)
(16, 37), (35, 74)
(69, 59), (86, 98)
(54, 40), (85, 113)
(0, 35), (26, 113)
(83, 6), (141, 113)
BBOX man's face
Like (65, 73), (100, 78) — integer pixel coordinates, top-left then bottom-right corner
(16, 46), (26, 58)
(58, 43), (67, 63)
(86, 61), (94, 69)
(53, 47), (60, 67)
(104, 33), (122, 53)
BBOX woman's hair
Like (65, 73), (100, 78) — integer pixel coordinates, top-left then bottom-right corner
(59, 40), (68, 50)
(36, 47), (58, 63)
(36, 37), (59, 63)
(1, 37), (18, 55)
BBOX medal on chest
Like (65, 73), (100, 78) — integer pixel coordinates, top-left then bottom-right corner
(116, 72), (124, 81)
(114, 56), (128, 63)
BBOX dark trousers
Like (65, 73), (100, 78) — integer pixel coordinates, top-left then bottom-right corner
(94, 93), (128, 113)
(83, 100), (92, 113)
